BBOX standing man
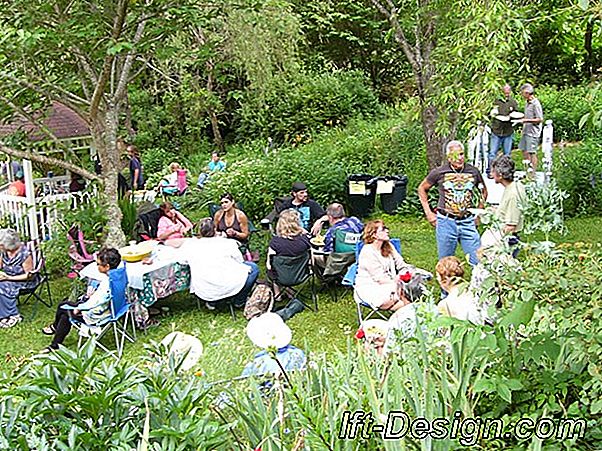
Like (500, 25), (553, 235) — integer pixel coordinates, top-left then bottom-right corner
(487, 84), (519, 178)
(491, 155), (525, 256)
(518, 83), (544, 172)
(418, 141), (488, 265)
(127, 144), (145, 191)
(280, 182), (327, 236)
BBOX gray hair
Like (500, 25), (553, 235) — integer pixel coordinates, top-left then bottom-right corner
(326, 203), (346, 219)
(0, 228), (22, 251)
(398, 272), (427, 303)
(491, 155), (515, 181)
(520, 83), (534, 94)
(197, 218), (216, 238)
(445, 140), (464, 155)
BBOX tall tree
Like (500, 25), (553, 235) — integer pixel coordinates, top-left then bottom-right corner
(371, 0), (530, 169)
(0, 0), (186, 245)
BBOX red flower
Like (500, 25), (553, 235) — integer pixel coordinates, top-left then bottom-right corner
(399, 271), (412, 283)
(355, 328), (365, 339)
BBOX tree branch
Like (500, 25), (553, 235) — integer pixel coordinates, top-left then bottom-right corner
(0, 144), (99, 181)
(114, 17), (148, 103)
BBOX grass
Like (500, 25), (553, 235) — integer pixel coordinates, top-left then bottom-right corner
(3, 215), (602, 381)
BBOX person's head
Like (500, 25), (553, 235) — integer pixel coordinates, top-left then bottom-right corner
(117, 137), (128, 153)
(169, 162), (181, 173)
(127, 144), (139, 158)
(276, 209), (304, 238)
(491, 155), (515, 184)
(445, 141), (465, 170)
(197, 217), (216, 238)
(520, 83), (534, 100)
(326, 203), (346, 225)
(14, 170), (24, 181)
(96, 247), (121, 274)
(159, 201), (176, 219)
(363, 220), (393, 257)
(435, 256), (465, 291)
(502, 83), (512, 97)
(211, 152), (220, 163)
(397, 271), (427, 305)
(219, 192), (236, 212)
(0, 228), (21, 252)
(291, 182), (309, 204)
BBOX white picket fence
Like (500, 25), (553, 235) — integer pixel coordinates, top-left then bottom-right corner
(0, 179), (96, 241)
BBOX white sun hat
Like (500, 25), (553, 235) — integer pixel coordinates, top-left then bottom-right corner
(160, 331), (204, 371)
(246, 312), (292, 349)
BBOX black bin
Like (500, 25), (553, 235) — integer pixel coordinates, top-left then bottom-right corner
(379, 175), (408, 214)
(347, 174), (376, 218)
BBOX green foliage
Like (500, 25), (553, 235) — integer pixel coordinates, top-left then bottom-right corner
(519, 179), (568, 240)
(555, 139), (602, 216)
(235, 70), (383, 143)
(537, 84), (602, 142)
(197, 111), (426, 220)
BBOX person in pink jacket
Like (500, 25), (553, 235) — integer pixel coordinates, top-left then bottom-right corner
(157, 202), (193, 242)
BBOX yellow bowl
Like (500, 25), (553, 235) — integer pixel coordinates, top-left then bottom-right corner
(119, 244), (153, 263)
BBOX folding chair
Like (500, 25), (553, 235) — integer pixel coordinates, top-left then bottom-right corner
(342, 238), (402, 325)
(67, 224), (96, 276)
(18, 239), (53, 311)
(133, 202), (162, 241)
(270, 250), (317, 311)
(70, 266), (136, 358)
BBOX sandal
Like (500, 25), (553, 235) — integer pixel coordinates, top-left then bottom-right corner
(0, 315), (22, 329)
(42, 324), (56, 335)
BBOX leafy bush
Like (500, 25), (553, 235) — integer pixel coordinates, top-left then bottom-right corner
(235, 70), (383, 143)
(537, 85), (602, 142)
(554, 139), (602, 216)
(193, 111), (427, 220)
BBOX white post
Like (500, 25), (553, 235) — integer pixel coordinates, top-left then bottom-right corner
(23, 159), (39, 240)
(542, 120), (554, 183)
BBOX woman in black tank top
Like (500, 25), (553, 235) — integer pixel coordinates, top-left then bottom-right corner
(214, 193), (250, 244)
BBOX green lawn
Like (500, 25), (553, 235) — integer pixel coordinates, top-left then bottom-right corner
(3, 215), (602, 380)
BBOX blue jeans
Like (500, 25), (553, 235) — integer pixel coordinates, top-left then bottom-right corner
(228, 262), (260, 307)
(488, 133), (513, 173)
(436, 214), (481, 265)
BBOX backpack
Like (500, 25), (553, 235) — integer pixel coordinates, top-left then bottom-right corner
(244, 283), (274, 320)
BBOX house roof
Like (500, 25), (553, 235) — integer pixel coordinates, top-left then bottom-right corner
(0, 101), (90, 142)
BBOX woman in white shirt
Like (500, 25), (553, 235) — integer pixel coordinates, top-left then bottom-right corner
(354, 220), (409, 311)
(179, 218), (259, 309)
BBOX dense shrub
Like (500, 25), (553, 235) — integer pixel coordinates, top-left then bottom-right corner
(235, 70), (383, 143)
(555, 139), (602, 216)
(186, 111), (427, 220)
(537, 85), (602, 142)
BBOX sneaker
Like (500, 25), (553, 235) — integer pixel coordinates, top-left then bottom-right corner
(205, 302), (217, 311)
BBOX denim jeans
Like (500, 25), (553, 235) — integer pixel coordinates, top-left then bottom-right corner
(228, 262), (260, 307)
(488, 133), (513, 173)
(435, 214), (481, 265)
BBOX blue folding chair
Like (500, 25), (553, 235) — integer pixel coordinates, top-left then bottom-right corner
(70, 265), (136, 358)
(342, 238), (402, 325)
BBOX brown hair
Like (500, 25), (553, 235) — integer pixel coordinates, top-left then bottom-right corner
(362, 220), (393, 257)
(435, 256), (465, 287)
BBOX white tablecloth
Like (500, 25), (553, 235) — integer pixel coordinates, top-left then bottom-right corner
(79, 244), (184, 290)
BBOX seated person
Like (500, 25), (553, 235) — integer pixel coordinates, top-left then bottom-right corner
(354, 220), (410, 311)
(158, 162), (183, 195)
(197, 152), (226, 188)
(322, 203), (363, 253)
(242, 312), (306, 377)
(278, 182), (327, 236)
(0, 228), (36, 328)
(42, 248), (122, 350)
(266, 209), (311, 283)
(69, 171), (86, 192)
(436, 256), (484, 325)
(6, 170), (26, 197)
(157, 202), (193, 242)
(214, 193), (250, 246)
(178, 218), (259, 309)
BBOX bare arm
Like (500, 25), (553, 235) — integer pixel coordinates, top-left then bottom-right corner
(236, 211), (250, 241)
(417, 178), (437, 227)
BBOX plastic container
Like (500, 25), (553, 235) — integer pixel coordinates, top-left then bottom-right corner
(379, 175), (408, 214)
(347, 174), (377, 218)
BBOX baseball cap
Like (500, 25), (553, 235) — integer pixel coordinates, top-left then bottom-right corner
(291, 182), (307, 193)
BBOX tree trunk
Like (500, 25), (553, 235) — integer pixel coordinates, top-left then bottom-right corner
(90, 108), (126, 248)
(206, 65), (225, 153)
(421, 103), (446, 169)
(584, 19), (594, 78)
